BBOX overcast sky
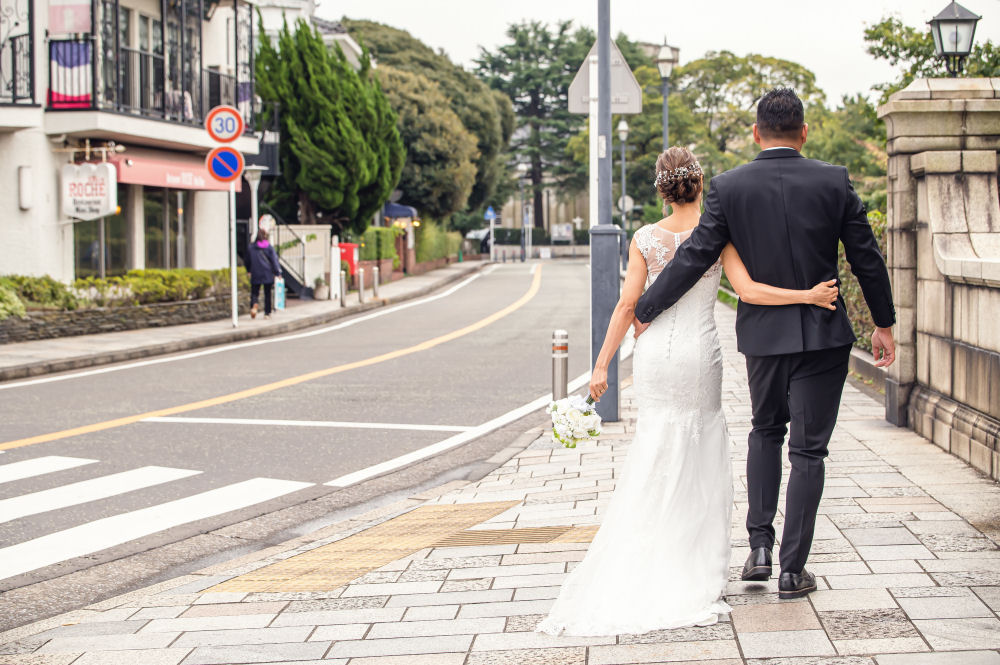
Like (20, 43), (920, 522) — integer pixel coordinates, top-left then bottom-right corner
(323, 0), (999, 105)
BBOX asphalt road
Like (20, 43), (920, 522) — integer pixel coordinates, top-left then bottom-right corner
(0, 259), (596, 626)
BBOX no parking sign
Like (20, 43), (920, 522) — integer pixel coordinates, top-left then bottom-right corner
(205, 146), (245, 183)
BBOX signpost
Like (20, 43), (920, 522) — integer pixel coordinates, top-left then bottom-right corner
(204, 106), (245, 328)
(567, 8), (642, 423)
(484, 205), (496, 263)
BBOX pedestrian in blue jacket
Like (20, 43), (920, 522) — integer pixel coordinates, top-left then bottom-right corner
(247, 228), (282, 319)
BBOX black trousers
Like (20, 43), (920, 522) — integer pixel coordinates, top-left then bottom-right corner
(251, 282), (273, 315)
(745, 344), (851, 574)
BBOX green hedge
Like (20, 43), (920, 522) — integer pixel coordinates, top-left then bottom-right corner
(360, 227), (400, 261)
(74, 268), (249, 307)
(0, 274), (80, 311)
(0, 285), (26, 320)
(415, 220), (462, 263)
(492, 228), (552, 246)
(839, 210), (888, 352)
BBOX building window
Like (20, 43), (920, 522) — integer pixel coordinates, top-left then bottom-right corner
(144, 187), (190, 269)
(73, 185), (128, 279)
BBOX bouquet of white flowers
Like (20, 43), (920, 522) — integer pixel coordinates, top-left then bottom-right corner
(548, 394), (602, 448)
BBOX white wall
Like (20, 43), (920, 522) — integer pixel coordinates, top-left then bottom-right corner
(0, 130), (74, 281)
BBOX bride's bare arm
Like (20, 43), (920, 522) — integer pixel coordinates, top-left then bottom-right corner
(721, 244), (838, 309)
(590, 240), (647, 401)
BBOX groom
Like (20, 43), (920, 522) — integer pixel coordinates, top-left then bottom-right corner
(634, 88), (896, 599)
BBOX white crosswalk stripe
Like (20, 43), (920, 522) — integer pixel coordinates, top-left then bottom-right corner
(0, 456), (97, 485)
(0, 466), (202, 524)
(0, 477), (314, 581)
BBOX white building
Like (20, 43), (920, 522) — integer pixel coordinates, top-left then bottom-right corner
(254, 0), (363, 67)
(0, 0), (261, 282)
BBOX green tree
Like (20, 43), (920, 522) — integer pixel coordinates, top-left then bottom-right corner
(342, 18), (511, 214)
(864, 16), (1000, 102)
(255, 18), (404, 234)
(377, 65), (478, 219)
(476, 21), (593, 227)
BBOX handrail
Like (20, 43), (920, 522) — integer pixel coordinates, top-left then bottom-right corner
(262, 202), (307, 288)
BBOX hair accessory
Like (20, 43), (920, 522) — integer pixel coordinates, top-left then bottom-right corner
(654, 161), (703, 188)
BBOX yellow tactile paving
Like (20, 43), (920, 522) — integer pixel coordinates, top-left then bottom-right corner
(207, 501), (520, 593)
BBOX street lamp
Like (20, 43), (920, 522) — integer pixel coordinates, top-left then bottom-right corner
(516, 162), (529, 262)
(655, 39), (680, 151)
(617, 119), (629, 230)
(244, 165), (267, 238)
(929, 1), (981, 77)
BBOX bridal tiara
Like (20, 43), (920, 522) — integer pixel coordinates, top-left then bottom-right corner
(654, 162), (703, 187)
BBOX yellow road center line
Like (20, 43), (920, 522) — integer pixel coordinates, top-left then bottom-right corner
(1, 266), (543, 451)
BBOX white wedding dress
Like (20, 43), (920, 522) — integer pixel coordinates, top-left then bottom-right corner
(537, 225), (734, 636)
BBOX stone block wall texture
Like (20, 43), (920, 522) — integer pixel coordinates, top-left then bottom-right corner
(0, 295), (249, 345)
(878, 77), (1000, 481)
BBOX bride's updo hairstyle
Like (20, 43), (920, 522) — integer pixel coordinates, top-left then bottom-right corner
(654, 147), (703, 210)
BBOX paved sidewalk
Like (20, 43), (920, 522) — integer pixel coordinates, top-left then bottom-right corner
(2, 303), (999, 664)
(0, 262), (484, 381)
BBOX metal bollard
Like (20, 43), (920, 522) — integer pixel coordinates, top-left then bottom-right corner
(552, 330), (569, 400)
(358, 267), (365, 304)
(373, 266), (380, 299)
(339, 270), (347, 308)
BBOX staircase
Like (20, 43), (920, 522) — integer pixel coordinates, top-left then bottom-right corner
(262, 204), (312, 300)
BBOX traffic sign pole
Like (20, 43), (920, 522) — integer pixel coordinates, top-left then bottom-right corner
(229, 181), (238, 328)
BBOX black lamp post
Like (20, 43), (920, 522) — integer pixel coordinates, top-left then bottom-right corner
(929, 1), (981, 77)
(655, 40), (680, 151)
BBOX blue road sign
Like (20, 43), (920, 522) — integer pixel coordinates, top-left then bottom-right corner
(205, 146), (245, 183)
(484, 206), (496, 221)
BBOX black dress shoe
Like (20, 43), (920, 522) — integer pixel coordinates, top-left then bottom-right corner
(741, 547), (772, 581)
(778, 569), (817, 599)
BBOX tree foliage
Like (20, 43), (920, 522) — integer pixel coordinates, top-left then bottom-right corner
(255, 18), (404, 234)
(377, 65), (478, 219)
(864, 16), (1000, 101)
(476, 21), (594, 226)
(342, 18), (512, 212)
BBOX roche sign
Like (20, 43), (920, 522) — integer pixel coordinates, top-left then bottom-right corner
(62, 163), (117, 221)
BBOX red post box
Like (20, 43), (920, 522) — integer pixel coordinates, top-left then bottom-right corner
(339, 242), (359, 276)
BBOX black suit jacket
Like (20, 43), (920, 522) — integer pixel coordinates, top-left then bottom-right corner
(635, 148), (895, 357)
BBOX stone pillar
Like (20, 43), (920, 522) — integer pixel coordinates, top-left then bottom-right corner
(878, 78), (1000, 480)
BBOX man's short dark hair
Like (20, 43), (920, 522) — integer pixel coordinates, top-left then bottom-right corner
(756, 88), (804, 139)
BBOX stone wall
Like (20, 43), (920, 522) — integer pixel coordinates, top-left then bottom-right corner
(879, 78), (1000, 481)
(0, 295), (249, 344)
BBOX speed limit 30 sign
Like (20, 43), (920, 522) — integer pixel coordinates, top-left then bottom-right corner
(205, 105), (245, 143)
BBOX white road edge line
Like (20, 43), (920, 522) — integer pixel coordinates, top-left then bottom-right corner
(143, 417), (472, 433)
(324, 333), (635, 489)
(0, 271), (487, 391)
(0, 477), (313, 582)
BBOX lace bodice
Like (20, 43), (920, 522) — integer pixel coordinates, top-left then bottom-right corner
(634, 223), (721, 288)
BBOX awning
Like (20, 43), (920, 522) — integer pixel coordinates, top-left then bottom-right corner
(384, 202), (417, 218)
(109, 153), (241, 192)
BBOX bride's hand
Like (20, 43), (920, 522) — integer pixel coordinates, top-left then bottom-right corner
(589, 366), (608, 402)
(806, 279), (838, 310)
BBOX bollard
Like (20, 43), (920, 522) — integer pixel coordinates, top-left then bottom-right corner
(373, 266), (380, 299)
(339, 270), (347, 308)
(552, 330), (569, 401)
(358, 267), (365, 304)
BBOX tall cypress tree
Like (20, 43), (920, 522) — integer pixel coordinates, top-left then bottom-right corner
(255, 18), (403, 234)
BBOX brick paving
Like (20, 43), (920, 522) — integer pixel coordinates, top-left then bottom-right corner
(2, 303), (999, 664)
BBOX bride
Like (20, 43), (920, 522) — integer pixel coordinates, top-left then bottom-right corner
(537, 147), (840, 636)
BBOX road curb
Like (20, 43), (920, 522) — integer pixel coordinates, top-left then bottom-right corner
(0, 263), (486, 383)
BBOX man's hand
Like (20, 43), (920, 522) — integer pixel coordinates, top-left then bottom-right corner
(872, 326), (895, 368)
(632, 317), (650, 340)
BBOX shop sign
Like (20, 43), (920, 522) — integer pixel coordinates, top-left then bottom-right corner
(62, 163), (117, 221)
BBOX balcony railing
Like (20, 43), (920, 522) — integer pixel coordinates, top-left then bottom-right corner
(1, 32), (33, 104)
(47, 37), (254, 130)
